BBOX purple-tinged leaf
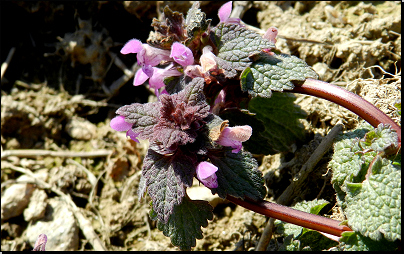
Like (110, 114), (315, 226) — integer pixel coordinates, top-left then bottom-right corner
(116, 102), (161, 140)
(210, 23), (275, 78)
(150, 196), (213, 250)
(152, 77), (210, 149)
(142, 148), (197, 223)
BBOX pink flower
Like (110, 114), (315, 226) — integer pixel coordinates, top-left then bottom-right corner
(110, 115), (140, 142)
(170, 42), (194, 67)
(184, 46), (218, 78)
(263, 27), (278, 44)
(134, 63), (182, 95)
(196, 161), (218, 188)
(218, 1), (242, 25)
(121, 39), (171, 67)
(216, 125), (252, 153)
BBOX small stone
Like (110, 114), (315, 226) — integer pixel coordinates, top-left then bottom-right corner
(26, 197), (79, 251)
(1, 182), (35, 221)
(23, 189), (48, 221)
(66, 117), (97, 140)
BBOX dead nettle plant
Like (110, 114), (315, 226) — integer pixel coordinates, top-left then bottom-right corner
(110, 1), (401, 250)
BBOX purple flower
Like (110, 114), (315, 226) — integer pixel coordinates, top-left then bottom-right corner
(170, 42), (194, 67)
(121, 39), (171, 68)
(218, 1), (242, 25)
(110, 115), (140, 142)
(216, 125), (252, 153)
(134, 63), (182, 95)
(263, 27), (278, 44)
(196, 161), (218, 188)
(32, 234), (47, 251)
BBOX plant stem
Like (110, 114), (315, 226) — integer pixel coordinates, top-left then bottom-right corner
(226, 195), (352, 237)
(291, 78), (401, 146)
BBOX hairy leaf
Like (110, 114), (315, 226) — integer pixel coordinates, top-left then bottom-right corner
(185, 1), (211, 39)
(148, 6), (186, 50)
(150, 196), (213, 250)
(328, 123), (401, 242)
(211, 23), (275, 78)
(208, 149), (266, 200)
(153, 77), (210, 149)
(142, 149), (197, 223)
(116, 102), (161, 140)
(344, 157), (401, 241)
(338, 231), (397, 251)
(240, 52), (318, 98)
(247, 93), (307, 154)
(360, 123), (399, 153)
(276, 199), (336, 251)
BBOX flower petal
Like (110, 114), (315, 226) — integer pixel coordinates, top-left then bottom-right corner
(126, 129), (140, 142)
(137, 44), (171, 67)
(133, 68), (149, 86)
(196, 161), (218, 188)
(218, 1), (232, 23)
(120, 39), (143, 54)
(220, 125), (252, 142)
(110, 115), (132, 131)
(149, 64), (181, 90)
(263, 26), (278, 44)
(200, 46), (217, 73)
(170, 42), (194, 67)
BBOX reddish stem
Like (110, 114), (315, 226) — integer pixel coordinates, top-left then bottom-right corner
(227, 196), (352, 237)
(291, 78), (401, 145)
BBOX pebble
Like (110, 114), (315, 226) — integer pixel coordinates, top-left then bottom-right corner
(26, 197), (79, 251)
(23, 189), (48, 221)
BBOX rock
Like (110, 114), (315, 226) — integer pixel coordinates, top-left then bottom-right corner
(26, 197), (79, 251)
(187, 184), (228, 208)
(1, 177), (35, 221)
(23, 189), (48, 221)
(66, 116), (97, 140)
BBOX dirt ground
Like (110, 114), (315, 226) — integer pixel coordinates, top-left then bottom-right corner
(1, 1), (401, 251)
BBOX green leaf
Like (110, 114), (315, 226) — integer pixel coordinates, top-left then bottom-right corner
(360, 123), (399, 153)
(344, 159), (401, 241)
(142, 149), (197, 223)
(338, 231), (397, 251)
(328, 123), (401, 242)
(208, 149), (266, 201)
(275, 199), (336, 251)
(247, 93), (307, 154)
(240, 52), (318, 98)
(394, 100), (401, 117)
(211, 23), (275, 78)
(150, 196), (213, 250)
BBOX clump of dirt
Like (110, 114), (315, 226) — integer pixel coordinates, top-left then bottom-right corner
(1, 1), (400, 251)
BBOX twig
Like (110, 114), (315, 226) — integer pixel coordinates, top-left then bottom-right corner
(230, 1), (252, 20)
(255, 122), (344, 250)
(4, 162), (107, 251)
(277, 121), (344, 205)
(105, 51), (140, 96)
(1, 47), (16, 80)
(255, 217), (274, 251)
(1, 149), (113, 159)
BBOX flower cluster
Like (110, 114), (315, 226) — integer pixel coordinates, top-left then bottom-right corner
(111, 1), (255, 190)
